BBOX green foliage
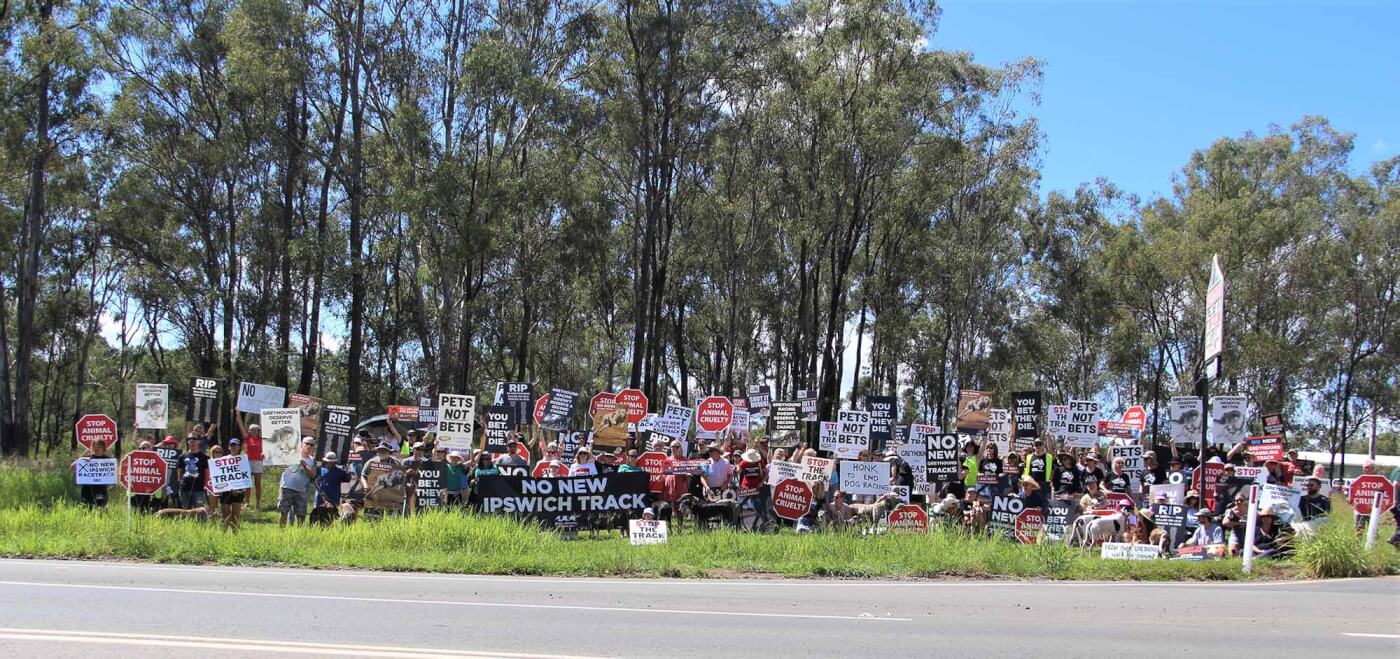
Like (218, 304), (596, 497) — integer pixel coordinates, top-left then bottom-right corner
(1292, 514), (1400, 578)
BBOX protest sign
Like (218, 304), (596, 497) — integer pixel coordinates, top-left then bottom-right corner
(1110, 444), (1145, 492)
(1149, 483), (1186, 505)
(494, 382), (535, 426)
(533, 395), (549, 426)
(891, 485), (911, 503)
(767, 460), (802, 486)
(387, 405), (419, 423)
(818, 421), (838, 453)
(923, 432), (960, 484)
(888, 504), (929, 533)
(362, 457), (407, 510)
(770, 402), (801, 434)
(772, 479), (813, 521)
(259, 407), (301, 466)
(209, 454), (252, 493)
(236, 382), (286, 414)
(637, 451), (669, 493)
(799, 456), (834, 485)
(1245, 435), (1284, 463)
(839, 460), (889, 496)
(1259, 484), (1301, 523)
(831, 410), (871, 459)
(134, 383), (169, 429)
(1012, 391), (1041, 439)
(1233, 465), (1267, 484)
(730, 407), (751, 436)
(542, 388), (579, 431)
(154, 443), (179, 481)
(629, 520), (669, 545)
(1210, 396), (1248, 444)
(187, 377), (223, 423)
(1261, 412), (1286, 436)
(75, 457), (117, 485)
(318, 405), (356, 465)
(1121, 406), (1147, 433)
(1168, 396), (1203, 445)
(989, 495), (1023, 540)
(417, 396), (439, 426)
(696, 396), (732, 433)
(665, 459), (707, 476)
(865, 395), (896, 449)
(482, 405), (514, 452)
(797, 389), (818, 421)
(956, 390), (991, 432)
(1100, 543), (1161, 560)
(1194, 462), (1227, 510)
(414, 462), (447, 510)
(1042, 501), (1079, 541)
(478, 472), (649, 528)
(436, 394), (476, 450)
(589, 392), (617, 419)
(288, 393), (323, 439)
(591, 397), (629, 452)
(1014, 507), (1043, 544)
(616, 388), (648, 424)
(75, 414), (117, 451)
(654, 404), (694, 440)
(894, 425), (909, 446)
(1098, 421), (1138, 442)
(897, 442), (927, 491)
(988, 408), (1011, 454)
(1349, 474), (1395, 515)
(1066, 399), (1101, 447)
(1047, 405), (1069, 442)
(1153, 503), (1188, 547)
(747, 385), (771, 414)
(498, 464), (531, 478)
(119, 451), (167, 495)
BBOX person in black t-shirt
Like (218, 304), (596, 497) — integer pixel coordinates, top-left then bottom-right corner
(1297, 477), (1331, 521)
(1053, 452), (1082, 499)
(177, 437), (211, 509)
(1079, 452), (1106, 485)
(1024, 440), (1053, 488)
(976, 442), (1004, 497)
(1105, 457), (1132, 494)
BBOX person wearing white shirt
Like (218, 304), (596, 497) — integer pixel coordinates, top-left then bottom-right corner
(702, 446), (733, 494)
(568, 448), (598, 476)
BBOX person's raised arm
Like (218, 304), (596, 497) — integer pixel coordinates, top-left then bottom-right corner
(1226, 442), (1246, 462)
(235, 413), (247, 437)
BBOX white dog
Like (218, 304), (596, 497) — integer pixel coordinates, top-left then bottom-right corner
(1065, 512), (1124, 547)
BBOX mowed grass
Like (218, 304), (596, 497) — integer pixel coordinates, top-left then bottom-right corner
(0, 462), (1394, 580)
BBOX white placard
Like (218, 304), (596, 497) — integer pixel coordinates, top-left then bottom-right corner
(75, 457), (117, 485)
(897, 442), (927, 491)
(1047, 405), (1069, 441)
(767, 460), (802, 486)
(1168, 396), (1203, 445)
(629, 520), (669, 545)
(1210, 396), (1248, 445)
(236, 381), (287, 414)
(209, 454), (253, 493)
(1066, 399), (1100, 447)
(134, 383), (169, 429)
(1100, 542), (1161, 560)
(800, 456), (835, 485)
(988, 408), (1010, 455)
(259, 407), (301, 466)
(829, 410), (871, 459)
(436, 394), (476, 450)
(839, 460), (889, 496)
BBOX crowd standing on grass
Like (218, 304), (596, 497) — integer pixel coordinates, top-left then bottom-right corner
(67, 385), (1400, 562)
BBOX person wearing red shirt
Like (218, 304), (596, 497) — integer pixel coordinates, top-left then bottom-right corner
(737, 448), (769, 531)
(236, 414), (267, 511)
(661, 441), (692, 505)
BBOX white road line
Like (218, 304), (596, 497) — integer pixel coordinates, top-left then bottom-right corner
(1342, 633), (1400, 639)
(0, 628), (602, 658)
(4, 558), (1389, 589)
(0, 580), (912, 622)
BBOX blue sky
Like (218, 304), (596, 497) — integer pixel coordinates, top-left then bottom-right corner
(931, 0), (1399, 201)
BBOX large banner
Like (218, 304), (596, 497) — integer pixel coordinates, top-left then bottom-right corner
(478, 472), (649, 528)
(319, 405), (357, 465)
(236, 382), (286, 414)
(134, 384), (169, 429)
(436, 394), (476, 450)
(542, 387), (579, 431)
(1168, 396), (1203, 445)
(1012, 391), (1041, 440)
(864, 395), (896, 450)
(187, 377), (223, 423)
(956, 390), (991, 432)
(259, 407), (301, 466)
(1210, 396), (1248, 445)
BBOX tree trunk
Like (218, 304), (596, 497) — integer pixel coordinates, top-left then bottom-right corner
(346, 0), (367, 409)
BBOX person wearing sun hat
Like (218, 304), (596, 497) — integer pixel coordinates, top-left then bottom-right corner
(737, 447), (769, 530)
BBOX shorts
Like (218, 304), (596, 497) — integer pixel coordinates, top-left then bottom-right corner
(278, 488), (308, 517)
(249, 459), (264, 475)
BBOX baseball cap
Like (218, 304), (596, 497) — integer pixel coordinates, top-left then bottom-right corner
(323, 452), (339, 462)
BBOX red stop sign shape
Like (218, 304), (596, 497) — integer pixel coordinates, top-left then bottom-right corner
(119, 450), (167, 495)
(589, 392), (617, 418)
(532, 461), (566, 478)
(75, 414), (118, 451)
(772, 479), (813, 521)
(533, 394), (549, 425)
(1350, 474), (1396, 515)
(1015, 508), (1044, 544)
(616, 388), (648, 424)
(696, 396), (734, 433)
(637, 451), (669, 493)
(888, 503), (929, 533)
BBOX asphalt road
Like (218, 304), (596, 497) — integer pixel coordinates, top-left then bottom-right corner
(0, 559), (1396, 658)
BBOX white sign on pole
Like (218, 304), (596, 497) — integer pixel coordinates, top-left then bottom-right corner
(436, 394), (476, 450)
(259, 407), (301, 466)
(209, 454), (253, 493)
(133, 383), (169, 429)
(237, 382), (287, 414)
(1110, 444), (1145, 492)
(1066, 400), (1101, 447)
(839, 460), (889, 496)
(75, 457), (118, 485)
(1168, 396), (1204, 445)
(1210, 395), (1248, 445)
(1204, 254), (1225, 366)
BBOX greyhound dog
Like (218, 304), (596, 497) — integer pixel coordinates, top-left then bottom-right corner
(1064, 512), (1125, 547)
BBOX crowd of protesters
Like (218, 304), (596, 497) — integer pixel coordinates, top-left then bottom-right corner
(70, 415), (1400, 557)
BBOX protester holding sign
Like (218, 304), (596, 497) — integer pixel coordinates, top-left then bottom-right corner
(235, 415), (267, 511)
(72, 441), (114, 507)
(1298, 478), (1330, 521)
(216, 439), (251, 531)
(467, 452), (499, 508)
(177, 436), (211, 509)
(277, 437), (317, 526)
(315, 451), (353, 511)
(976, 442), (1003, 497)
(1053, 452), (1082, 499)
